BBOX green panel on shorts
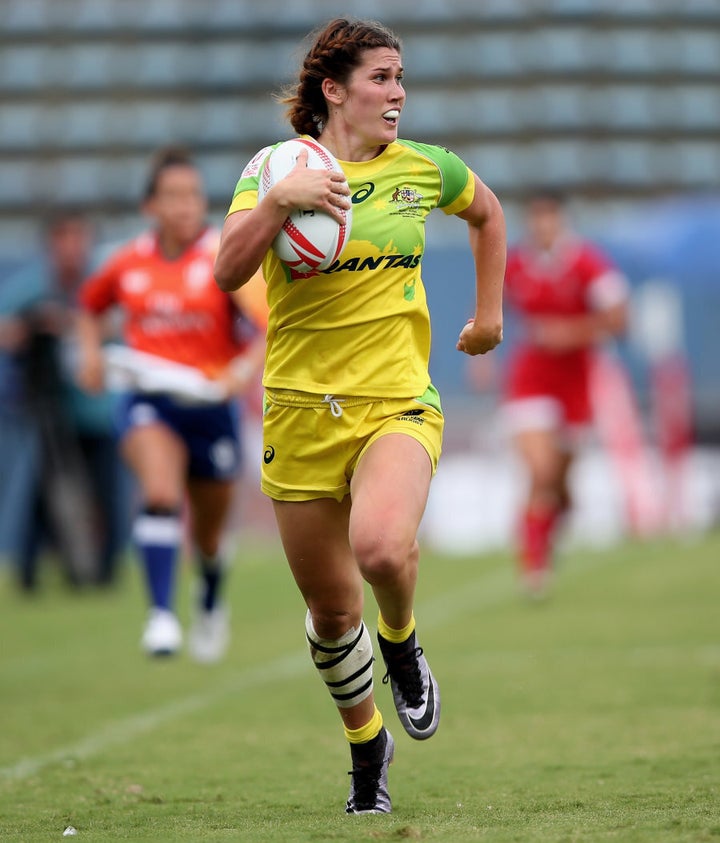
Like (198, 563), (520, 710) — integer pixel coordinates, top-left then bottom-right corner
(416, 383), (442, 414)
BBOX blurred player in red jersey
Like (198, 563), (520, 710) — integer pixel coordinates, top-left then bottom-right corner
(76, 147), (267, 660)
(502, 188), (629, 595)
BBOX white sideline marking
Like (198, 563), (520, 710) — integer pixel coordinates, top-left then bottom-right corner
(0, 652), (307, 782)
(0, 550), (612, 782)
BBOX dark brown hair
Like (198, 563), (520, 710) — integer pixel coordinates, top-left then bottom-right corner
(279, 18), (402, 138)
(41, 206), (91, 237)
(143, 145), (197, 200)
(525, 186), (568, 207)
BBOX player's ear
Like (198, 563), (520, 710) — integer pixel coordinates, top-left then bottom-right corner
(322, 77), (345, 106)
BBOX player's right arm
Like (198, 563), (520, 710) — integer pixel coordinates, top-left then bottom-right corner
(214, 208), (279, 292)
(214, 149), (349, 291)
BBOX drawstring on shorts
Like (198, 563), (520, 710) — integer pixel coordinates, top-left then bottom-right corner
(322, 395), (345, 418)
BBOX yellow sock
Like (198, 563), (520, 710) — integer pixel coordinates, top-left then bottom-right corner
(344, 706), (383, 744)
(377, 612), (415, 644)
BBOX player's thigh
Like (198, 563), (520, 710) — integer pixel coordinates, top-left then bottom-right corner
(121, 423), (187, 502)
(349, 433), (433, 557)
(272, 497), (365, 628)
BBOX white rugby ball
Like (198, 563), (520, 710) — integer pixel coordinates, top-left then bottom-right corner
(258, 138), (351, 274)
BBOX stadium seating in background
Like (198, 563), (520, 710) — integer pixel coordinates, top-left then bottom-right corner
(1, 0), (720, 256)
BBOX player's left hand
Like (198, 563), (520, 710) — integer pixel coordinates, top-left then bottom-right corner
(456, 317), (503, 355)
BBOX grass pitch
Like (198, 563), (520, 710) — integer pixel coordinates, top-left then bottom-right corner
(1, 530), (719, 841)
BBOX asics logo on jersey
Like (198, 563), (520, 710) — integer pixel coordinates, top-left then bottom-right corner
(351, 182), (375, 204)
(263, 445), (275, 464)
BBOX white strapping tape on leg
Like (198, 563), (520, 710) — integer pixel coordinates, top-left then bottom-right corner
(305, 610), (374, 709)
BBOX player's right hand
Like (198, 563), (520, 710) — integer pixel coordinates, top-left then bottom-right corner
(274, 148), (351, 225)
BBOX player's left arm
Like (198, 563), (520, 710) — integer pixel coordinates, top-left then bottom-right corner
(455, 173), (506, 356)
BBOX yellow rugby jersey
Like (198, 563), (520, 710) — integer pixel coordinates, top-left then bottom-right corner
(227, 137), (475, 397)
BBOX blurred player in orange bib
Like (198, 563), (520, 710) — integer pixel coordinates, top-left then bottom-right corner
(76, 147), (267, 661)
(501, 188), (629, 595)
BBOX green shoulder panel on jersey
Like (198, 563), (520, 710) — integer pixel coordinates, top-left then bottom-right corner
(395, 139), (472, 209)
(231, 142), (284, 202)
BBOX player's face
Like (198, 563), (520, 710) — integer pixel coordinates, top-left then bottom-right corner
(526, 199), (565, 250)
(145, 165), (207, 247)
(339, 48), (405, 150)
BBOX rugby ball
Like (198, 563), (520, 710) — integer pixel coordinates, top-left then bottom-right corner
(258, 138), (351, 274)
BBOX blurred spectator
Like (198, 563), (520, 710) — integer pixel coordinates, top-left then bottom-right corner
(0, 209), (131, 590)
(498, 188), (630, 595)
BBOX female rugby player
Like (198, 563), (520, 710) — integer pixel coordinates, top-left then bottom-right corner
(214, 19), (505, 812)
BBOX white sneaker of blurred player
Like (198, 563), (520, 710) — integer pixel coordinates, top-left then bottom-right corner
(142, 608), (182, 657)
(520, 568), (554, 601)
(189, 604), (230, 663)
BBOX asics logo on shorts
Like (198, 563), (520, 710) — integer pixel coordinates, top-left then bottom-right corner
(263, 445), (275, 464)
(397, 409), (425, 426)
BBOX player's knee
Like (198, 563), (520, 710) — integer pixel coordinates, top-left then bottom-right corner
(306, 606), (357, 641)
(352, 533), (417, 584)
(143, 492), (184, 513)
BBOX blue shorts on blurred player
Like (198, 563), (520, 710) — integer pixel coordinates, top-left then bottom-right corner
(118, 393), (242, 481)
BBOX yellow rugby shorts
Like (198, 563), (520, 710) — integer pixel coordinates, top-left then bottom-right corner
(260, 385), (444, 502)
